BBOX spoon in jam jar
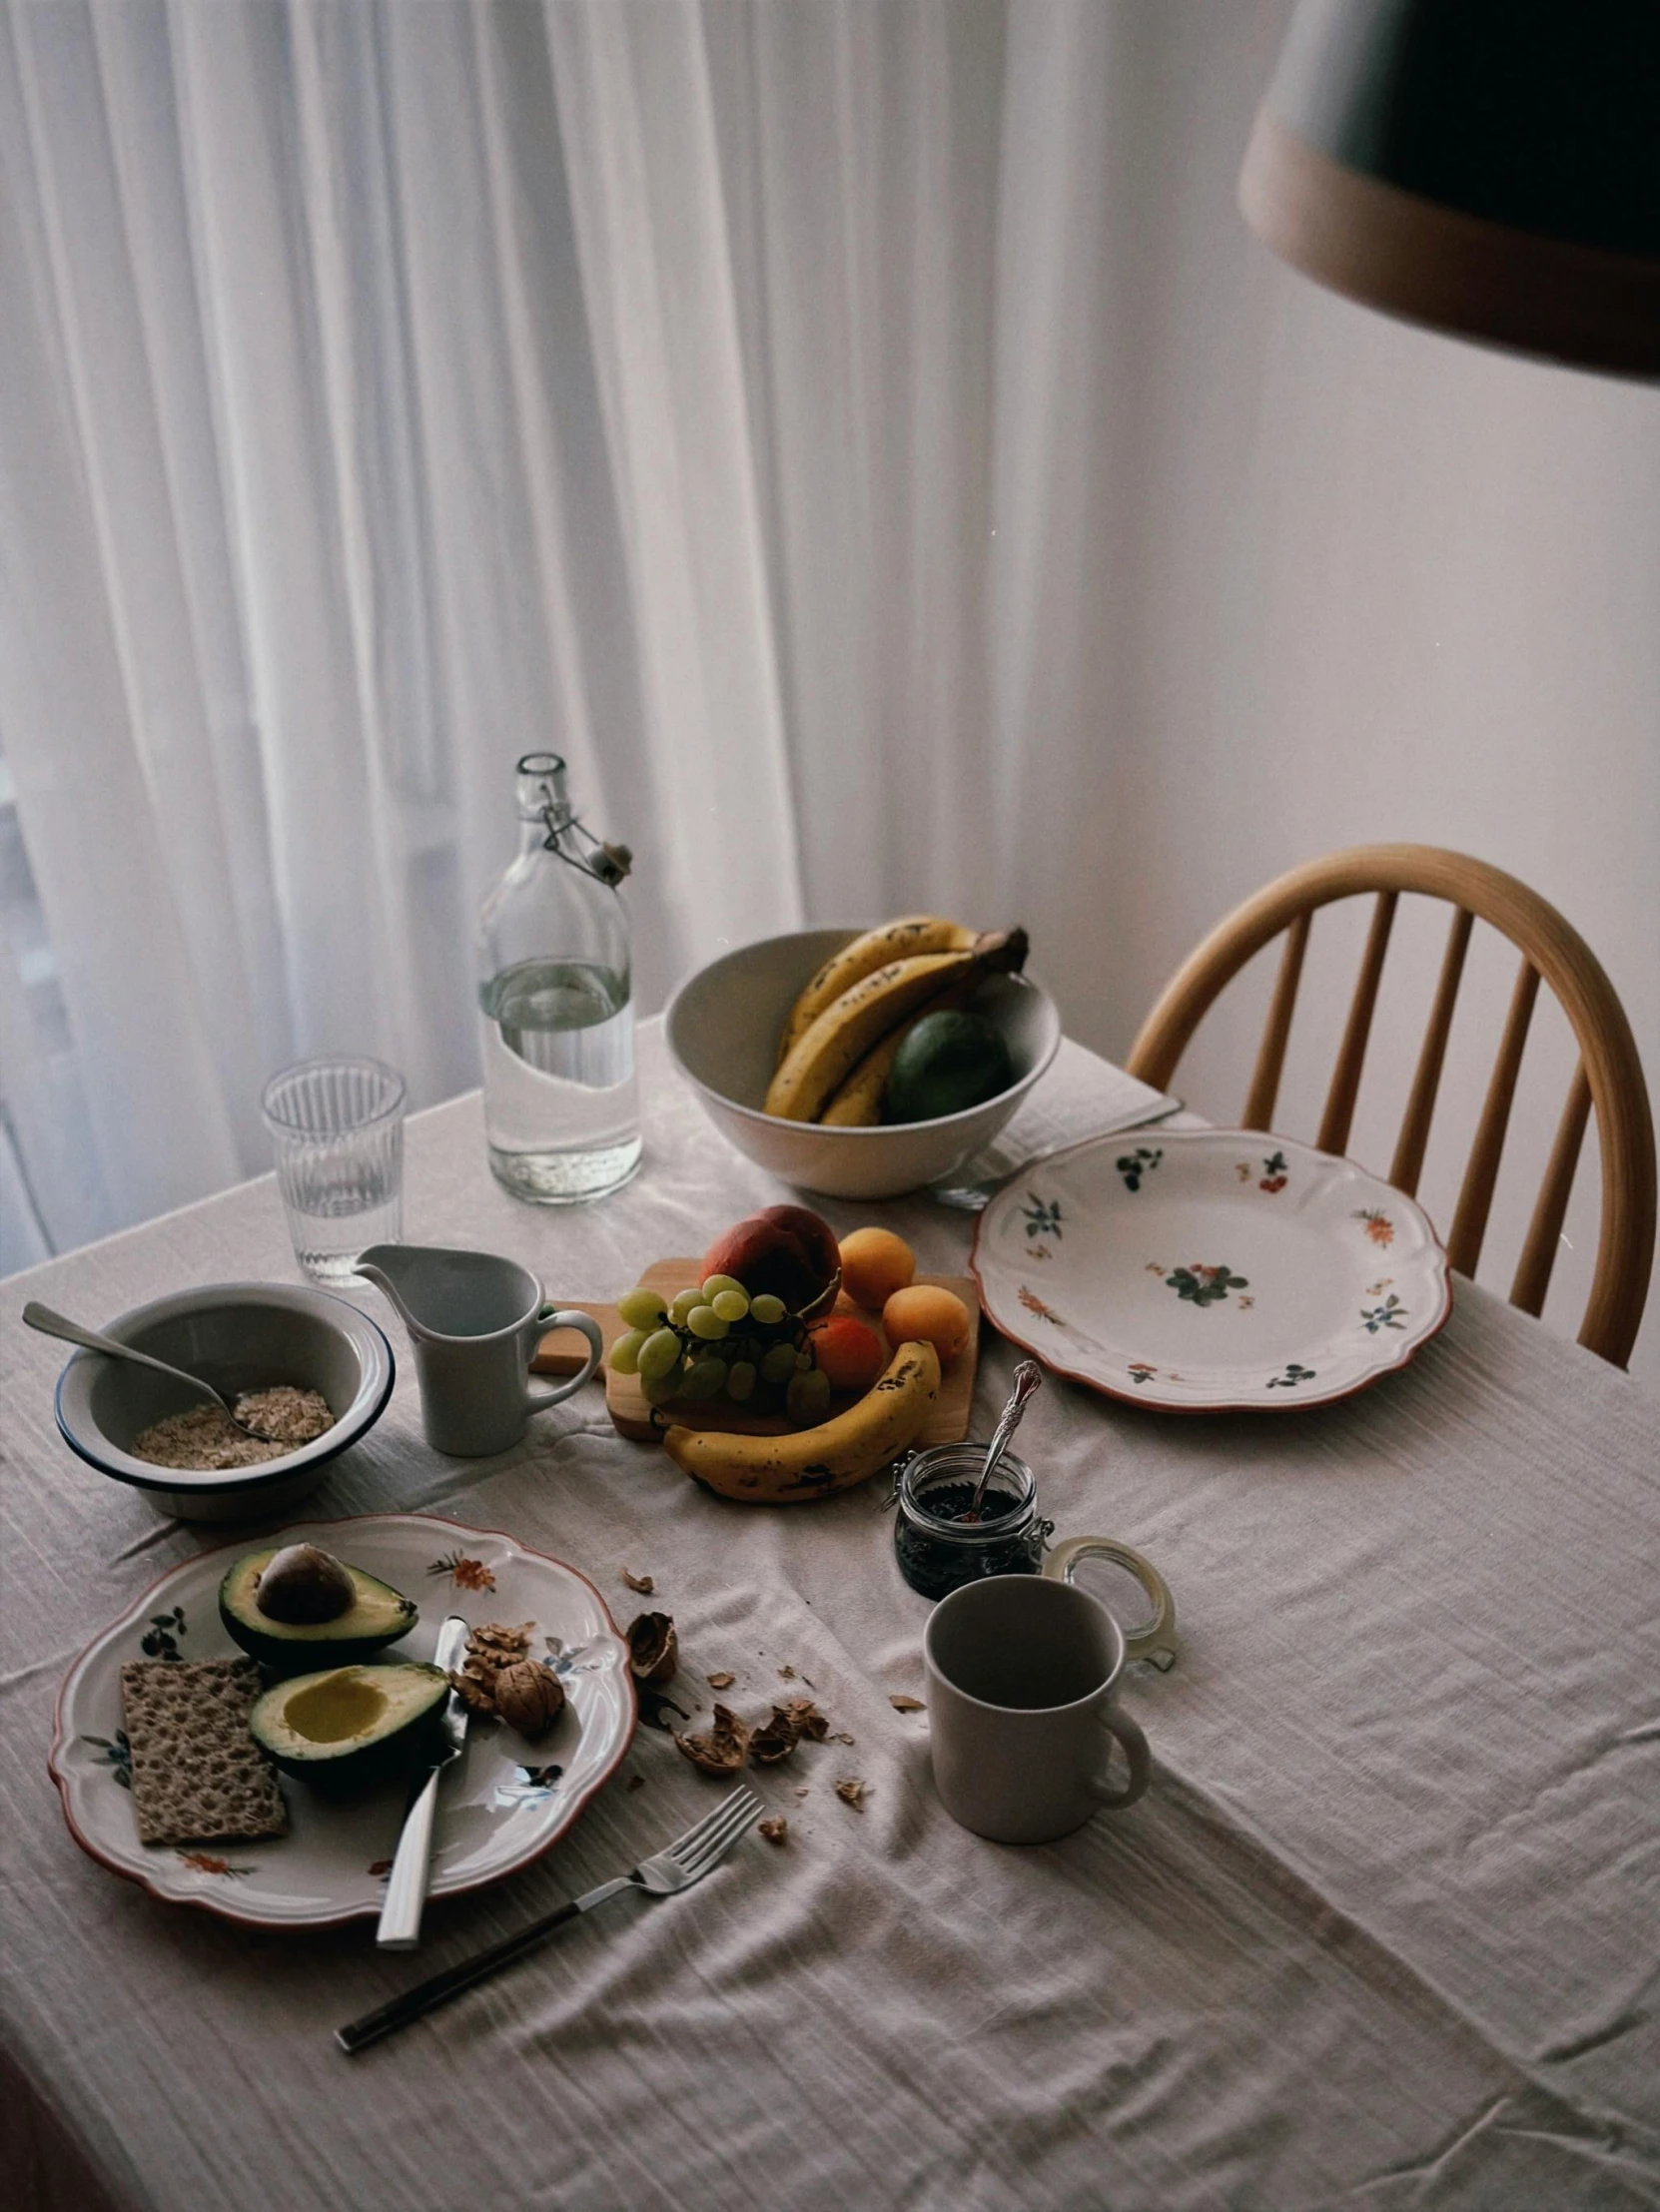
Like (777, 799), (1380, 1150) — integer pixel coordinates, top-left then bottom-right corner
(961, 1360), (1044, 1522)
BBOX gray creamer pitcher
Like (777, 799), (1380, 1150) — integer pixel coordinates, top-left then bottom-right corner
(356, 1244), (601, 1457)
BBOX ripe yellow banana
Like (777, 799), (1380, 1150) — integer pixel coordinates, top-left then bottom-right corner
(662, 1341), (941, 1503)
(765, 928), (1028, 1123)
(818, 978), (976, 1126)
(776, 916), (980, 1068)
(765, 953), (981, 1121)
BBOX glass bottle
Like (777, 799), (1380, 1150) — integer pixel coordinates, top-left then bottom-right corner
(476, 753), (641, 1202)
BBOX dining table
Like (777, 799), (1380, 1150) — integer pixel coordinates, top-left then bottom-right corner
(3, 1019), (1657, 2212)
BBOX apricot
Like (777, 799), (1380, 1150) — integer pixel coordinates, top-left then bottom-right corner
(882, 1283), (971, 1368)
(838, 1226), (916, 1310)
(806, 1315), (886, 1394)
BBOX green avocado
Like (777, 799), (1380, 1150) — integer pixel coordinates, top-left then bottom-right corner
(248, 1663), (451, 1791)
(219, 1548), (418, 1673)
(884, 1010), (1016, 1124)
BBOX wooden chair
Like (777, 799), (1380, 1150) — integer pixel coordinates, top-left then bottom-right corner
(1125, 845), (1656, 1368)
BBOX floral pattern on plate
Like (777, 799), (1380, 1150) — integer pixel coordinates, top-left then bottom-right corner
(971, 1129), (1450, 1414)
(50, 1513), (635, 1928)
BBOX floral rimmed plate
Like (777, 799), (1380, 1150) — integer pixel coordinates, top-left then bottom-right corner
(49, 1513), (636, 1928)
(971, 1129), (1450, 1413)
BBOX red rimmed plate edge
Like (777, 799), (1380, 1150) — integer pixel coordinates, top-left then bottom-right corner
(967, 1126), (1454, 1417)
(47, 1509), (639, 1930)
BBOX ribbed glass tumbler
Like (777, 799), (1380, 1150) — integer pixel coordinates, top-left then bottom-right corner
(261, 1057), (406, 1284)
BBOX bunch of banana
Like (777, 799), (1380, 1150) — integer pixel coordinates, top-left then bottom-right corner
(765, 916), (1028, 1125)
(662, 1340), (940, 1502)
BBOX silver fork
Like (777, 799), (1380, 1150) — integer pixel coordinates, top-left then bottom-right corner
(337, 1786), (763, 2053)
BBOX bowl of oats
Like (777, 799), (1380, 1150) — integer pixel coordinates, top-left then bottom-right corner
(53, 1283), (395, 1522)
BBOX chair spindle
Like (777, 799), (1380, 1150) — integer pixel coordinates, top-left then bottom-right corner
(1447, 957), (1541, 1276)
(1317, 891), (1397, 1156)
(1389, 907), (1474, 1197)
(1243, 912), (1310, 1130)
(1509, 1063), (1592, 1317)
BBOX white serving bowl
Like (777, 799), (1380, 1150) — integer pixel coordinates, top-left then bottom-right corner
(665, 928), (1062, 1200)
(53, 1283), (395, 1523)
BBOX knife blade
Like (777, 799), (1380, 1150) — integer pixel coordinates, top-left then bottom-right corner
(377, 1613), (470, 1950)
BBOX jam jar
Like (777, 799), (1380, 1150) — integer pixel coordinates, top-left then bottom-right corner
(892, 1443), (1053, 1601)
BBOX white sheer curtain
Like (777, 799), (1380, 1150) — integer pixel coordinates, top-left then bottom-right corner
(3, 1), (1656, 1375)
(0, 0), (805, 1266)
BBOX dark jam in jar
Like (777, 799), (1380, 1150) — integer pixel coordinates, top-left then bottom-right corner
(893, 1445), (1050, 1600)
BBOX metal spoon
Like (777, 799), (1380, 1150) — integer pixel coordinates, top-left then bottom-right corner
(962, 1360), (1043, 1522)
(21, 1301), (266, 1438)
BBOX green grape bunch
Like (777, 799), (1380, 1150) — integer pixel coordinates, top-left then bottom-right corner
(608, 1272), (827, 1425)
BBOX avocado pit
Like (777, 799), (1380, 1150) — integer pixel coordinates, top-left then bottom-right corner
(255, 1543), (356, 1625)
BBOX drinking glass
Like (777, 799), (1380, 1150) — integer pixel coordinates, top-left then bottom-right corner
(261, 1058), (406, 1284)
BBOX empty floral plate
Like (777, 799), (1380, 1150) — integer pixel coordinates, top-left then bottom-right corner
(50, 1513), (635, 1927)
(972, 1130), (1451, 1413)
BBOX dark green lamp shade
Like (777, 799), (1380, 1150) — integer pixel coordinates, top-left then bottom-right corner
(1240, 0), (1660, 378)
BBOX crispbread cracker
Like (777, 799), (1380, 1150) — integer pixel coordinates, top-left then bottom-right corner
(120, 1658), (288, 1846)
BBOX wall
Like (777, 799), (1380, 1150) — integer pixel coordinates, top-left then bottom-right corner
(1035, 2), (1660, 1385)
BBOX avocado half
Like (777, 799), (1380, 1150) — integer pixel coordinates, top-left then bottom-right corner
(249, 1663), (451, 1791)
(219, 1549), (418, 1673)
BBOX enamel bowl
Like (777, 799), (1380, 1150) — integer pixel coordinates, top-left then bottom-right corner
(665, 927), (1062, 1199)
(53, 1283), (395, 1522)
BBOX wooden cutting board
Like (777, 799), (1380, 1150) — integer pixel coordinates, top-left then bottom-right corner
(533, 1256), (981, 1445)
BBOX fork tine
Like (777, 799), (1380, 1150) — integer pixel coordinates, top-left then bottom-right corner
(670, 1792), (756, 1867)
(674, 1791), (761, 1876)
(662, 1786), (754, 1862)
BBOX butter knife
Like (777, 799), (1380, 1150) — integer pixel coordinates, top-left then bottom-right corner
(377, 1613), (470, 1950)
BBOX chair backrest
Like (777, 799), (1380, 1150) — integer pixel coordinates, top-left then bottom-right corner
(1124, 844), (1655, 1367)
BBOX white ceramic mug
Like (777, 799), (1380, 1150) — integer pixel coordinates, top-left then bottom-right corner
(923, 1575), (1151, 1843)
(355, 1245), (601, 1457)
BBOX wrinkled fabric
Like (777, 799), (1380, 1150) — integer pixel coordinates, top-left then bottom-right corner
(3, 1029), (1656, 2211)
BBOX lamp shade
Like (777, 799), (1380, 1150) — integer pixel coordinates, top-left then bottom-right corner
(1239, 0), (1660, 378)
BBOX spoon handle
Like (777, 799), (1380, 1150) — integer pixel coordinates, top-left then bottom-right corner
(968, 1359), (1044, 1516)
(21, 1302), (225, 1405)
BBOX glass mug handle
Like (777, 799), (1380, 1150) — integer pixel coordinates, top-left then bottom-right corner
(1089, 1706), (1152, 1810)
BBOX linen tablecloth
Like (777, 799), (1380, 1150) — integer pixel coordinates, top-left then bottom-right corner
(3, 1026), (1657, 2212)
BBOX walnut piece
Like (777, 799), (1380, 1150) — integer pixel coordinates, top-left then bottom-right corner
(674, 1704), (750, 1777)
(491, 1660), (566, 1738)
(449, 1622), (541, 1720)
(758, 1818), (789, 1847)
(834, 1778), (868, 1812)
(889, 1695), (924, 1713)
(706, 1671), (735, 1690)
(621, 1569), (655, 1595)
(781, 1697), (829, 1743)
(626, 1612), (679, 1685)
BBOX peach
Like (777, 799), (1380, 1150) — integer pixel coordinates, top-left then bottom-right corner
(882, 1283), (972, 1367)
(838, 1226), (916, 1310)
(806, 1315), (887, 1394)
(701, 1204), (841, 1315)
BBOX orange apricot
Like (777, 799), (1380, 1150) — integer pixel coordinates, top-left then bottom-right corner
(806, 1314), (887, 1394)
(838, 1226), (916, 1310)
(881, 1283), (971, 1368)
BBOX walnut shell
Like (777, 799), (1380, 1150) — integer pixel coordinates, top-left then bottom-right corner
(749, 1708), (800, 1765)
(491, 1659), (566, 1738)
(674, 1704), (750, 1776)
(626, 1611), (679, 1685)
